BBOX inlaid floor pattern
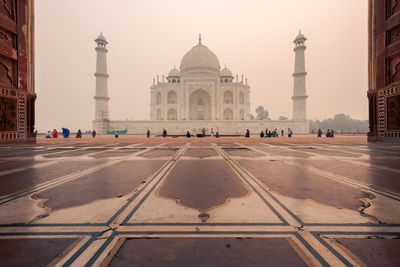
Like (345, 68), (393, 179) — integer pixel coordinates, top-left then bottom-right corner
(0, 140), (399, 266)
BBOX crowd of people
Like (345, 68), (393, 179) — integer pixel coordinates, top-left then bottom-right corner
(317, 128), (335, 138)
(44, 128), (96, 138)
(41, 127), (336, 139)
(258, 128), (292, 138)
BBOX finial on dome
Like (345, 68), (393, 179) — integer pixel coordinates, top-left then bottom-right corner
(199, 33), (202, 44)
(173, 64), (176, 69)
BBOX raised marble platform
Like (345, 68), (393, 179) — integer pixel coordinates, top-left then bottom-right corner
(93, 119), (310, 135)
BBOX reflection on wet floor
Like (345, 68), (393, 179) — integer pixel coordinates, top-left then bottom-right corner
(158, 160), (248, 211)
(0, 140), (399, 266)
(109, 238), (306, 267)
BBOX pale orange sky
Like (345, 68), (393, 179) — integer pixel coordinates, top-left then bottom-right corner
(35, 0), (368, 132)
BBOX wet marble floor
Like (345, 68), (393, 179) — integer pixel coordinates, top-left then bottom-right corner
(0, 139), (399, 266)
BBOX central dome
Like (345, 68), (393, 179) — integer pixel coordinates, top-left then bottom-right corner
(180, 40), (220, 75)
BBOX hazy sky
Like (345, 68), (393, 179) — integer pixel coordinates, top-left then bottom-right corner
(35, 0), (368, 132)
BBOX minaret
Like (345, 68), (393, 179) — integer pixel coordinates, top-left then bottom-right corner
(93, 32), (110, 133)
(292, 30), (308, 120)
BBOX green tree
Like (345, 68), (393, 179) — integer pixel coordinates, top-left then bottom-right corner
(309, 113), (368, 133)
(255, 105), (270, 120)
(279, 116), (288, 120)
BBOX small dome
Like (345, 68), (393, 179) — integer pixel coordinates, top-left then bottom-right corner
(95, 32), (108, 44)
(167, 67), (180, 77)
(294, 30), (307, 43)
(180, 39), (220, 75)
(220, 66), (233, 77)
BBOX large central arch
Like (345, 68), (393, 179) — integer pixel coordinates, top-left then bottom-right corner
(189, 89), (211, 120)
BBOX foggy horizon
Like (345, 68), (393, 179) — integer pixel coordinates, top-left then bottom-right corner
(35, 0), (368, 132)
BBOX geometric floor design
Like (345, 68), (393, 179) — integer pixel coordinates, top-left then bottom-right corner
(0, 138), (399, 266)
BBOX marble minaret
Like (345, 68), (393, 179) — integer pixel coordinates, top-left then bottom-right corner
(292, 31), (308, 121)
(93, 33), (109, 133)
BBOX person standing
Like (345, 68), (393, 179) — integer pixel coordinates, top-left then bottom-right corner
(288, 128), (293, 138)
(281, 129), (284, 137)
(52, 129), (58, 138)
(62, 128), (70, 138)
(92, 130), (96, 138)
(210, 128), (214, 137)
(146, 129), (150, 138)
(260, 131), (265, 137)
(76, 129), (82, 138)
(245, 129), (250, 138)
(202, 128), (206, 137)
(317, 129), (322, 138)
(186, 131), (191, 138)
(162, 129), (167, 138)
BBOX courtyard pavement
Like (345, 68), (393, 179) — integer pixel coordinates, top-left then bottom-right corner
(0, 135), (399, 266)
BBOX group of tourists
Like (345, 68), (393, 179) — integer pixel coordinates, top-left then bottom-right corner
(155, 128), (221, 138)
(259, 128), (292, 138)
(44, 128), (91, 139)
(317, 129), (335, 138)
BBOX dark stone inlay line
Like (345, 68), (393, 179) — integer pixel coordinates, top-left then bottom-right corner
(237, 160), (369, 211)
(294, 232), (329, 267)
(113, 144), (188, 225)
(335, 238), (400, 267)
(36, 160), (166, 212)
(214, 145), (291, 225)
(0, 160), (107, 197)
(292, 159), (400, 194)
(312, 233), (353, 266)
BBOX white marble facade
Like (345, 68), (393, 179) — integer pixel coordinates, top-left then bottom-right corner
(150, 36), (251, 121)
(93, 33), (310, 135)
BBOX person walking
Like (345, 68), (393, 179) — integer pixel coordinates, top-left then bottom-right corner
(245, 129), (250, 138)
(317, 129), (322, 138)
(162, 129), (167, 138)
(146, 129), (150, 138)
(202, 128), (206, 137)
(92, 130), (96, 138)
(210, 128), (214, 137)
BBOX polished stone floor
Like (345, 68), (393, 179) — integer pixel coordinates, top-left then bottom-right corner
(0, 138), (399, 266)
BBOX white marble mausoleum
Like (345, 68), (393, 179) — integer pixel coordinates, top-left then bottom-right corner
(93, 33), (310, 135)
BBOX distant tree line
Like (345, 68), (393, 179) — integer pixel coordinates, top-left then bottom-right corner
(310, 114), (368, 133)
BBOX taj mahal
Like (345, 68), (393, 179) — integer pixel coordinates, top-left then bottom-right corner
(93, 33), (309, 135)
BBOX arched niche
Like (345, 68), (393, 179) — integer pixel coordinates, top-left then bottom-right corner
(224, 108), (233, 120)
(224, 90), (233, 104)
(189, 89), (211, 120)
(167, 108), (177, 120)
(167, 91), (177, 104)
